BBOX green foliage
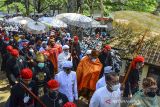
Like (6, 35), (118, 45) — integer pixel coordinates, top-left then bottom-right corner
(0, 0), (158, 16)
(124, 0), (157, 12)
(103, 0), (158, 15)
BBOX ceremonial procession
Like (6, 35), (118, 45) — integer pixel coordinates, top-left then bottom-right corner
(0, 0), (160, 107)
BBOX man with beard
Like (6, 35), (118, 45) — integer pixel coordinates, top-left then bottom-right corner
(6, 49), (28, 86)
(58, 45), (71, 72)
(98, 45), (113, 78)
(7, 68), (37, 107)
(55, 61), (78, 102)
(32, 52), (51, 97)
(36, 79), (69, 107)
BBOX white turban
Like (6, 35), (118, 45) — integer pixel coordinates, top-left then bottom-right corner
(63, 61), (73, 68)
(62, 45), (69, 50)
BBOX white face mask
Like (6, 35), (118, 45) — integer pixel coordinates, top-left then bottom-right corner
(91, 58), (97, 62)
(29, 48), (34, 53)
(111, 84), (119, 91)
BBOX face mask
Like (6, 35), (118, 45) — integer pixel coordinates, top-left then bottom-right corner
(111, 84), (119, 91)
(4, 41), (9, 44)
(47, 37), (50, 40)
(146, 92), (156, 97)
(108, 82), (119, 91)
(91, 58), (97, 62)
(64, 51), (69, 55)
(38, 63), (45, 68)
(29, 48), (34, 53)
(50, 90), (58, 98)
(10, 39), (14, 41)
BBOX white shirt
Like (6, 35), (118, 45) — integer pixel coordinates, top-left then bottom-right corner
(89, 86), (121, 107)
(55, 71), (78, 102)
(58, 52), (71, 72)
(96, 76), (106, 90)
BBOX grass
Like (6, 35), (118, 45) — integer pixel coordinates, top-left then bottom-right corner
(112, 11), (160, 34)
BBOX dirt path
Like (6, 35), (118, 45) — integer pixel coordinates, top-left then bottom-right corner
(0, 72), (10, 107)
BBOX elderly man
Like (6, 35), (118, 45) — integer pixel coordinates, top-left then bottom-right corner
(55, 61), (78, 102)
(89, 72), (121, 107)
(58, 45), (71, 72)
(77, 49), (102, 102)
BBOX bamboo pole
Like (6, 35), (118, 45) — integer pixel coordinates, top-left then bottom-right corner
(20, 82), (46, 107)
(122, 30), (149, 86)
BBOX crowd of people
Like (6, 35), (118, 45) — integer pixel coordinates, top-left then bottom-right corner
(0, 20), (160, 107)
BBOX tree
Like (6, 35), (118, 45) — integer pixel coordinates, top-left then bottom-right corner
(45, 0), (66, 14)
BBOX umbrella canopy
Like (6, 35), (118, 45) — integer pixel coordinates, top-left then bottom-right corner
(23, 21), (49, 34)
(38, 17), (67, 28)
(56, 13), (100, 28)
(8, 16), (34, 25)
(0, 17), (3, 21)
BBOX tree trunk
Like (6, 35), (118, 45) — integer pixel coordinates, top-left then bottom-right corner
(100, 0), (104, 24)
(37, 0), (41, 13)
(88, 0), (94, 17)
(24, 0), (30, 16)
(77, 0), (83, 13)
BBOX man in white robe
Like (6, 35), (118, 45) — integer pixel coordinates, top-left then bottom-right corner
(58, 45), (71, 72)
(55, 61), (78, 102)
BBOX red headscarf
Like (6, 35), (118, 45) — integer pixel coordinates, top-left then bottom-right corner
(131, 55), (145, 69)
(63, 102), (77, 107)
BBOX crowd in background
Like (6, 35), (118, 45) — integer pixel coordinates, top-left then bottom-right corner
(0, 19), (160, 107)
